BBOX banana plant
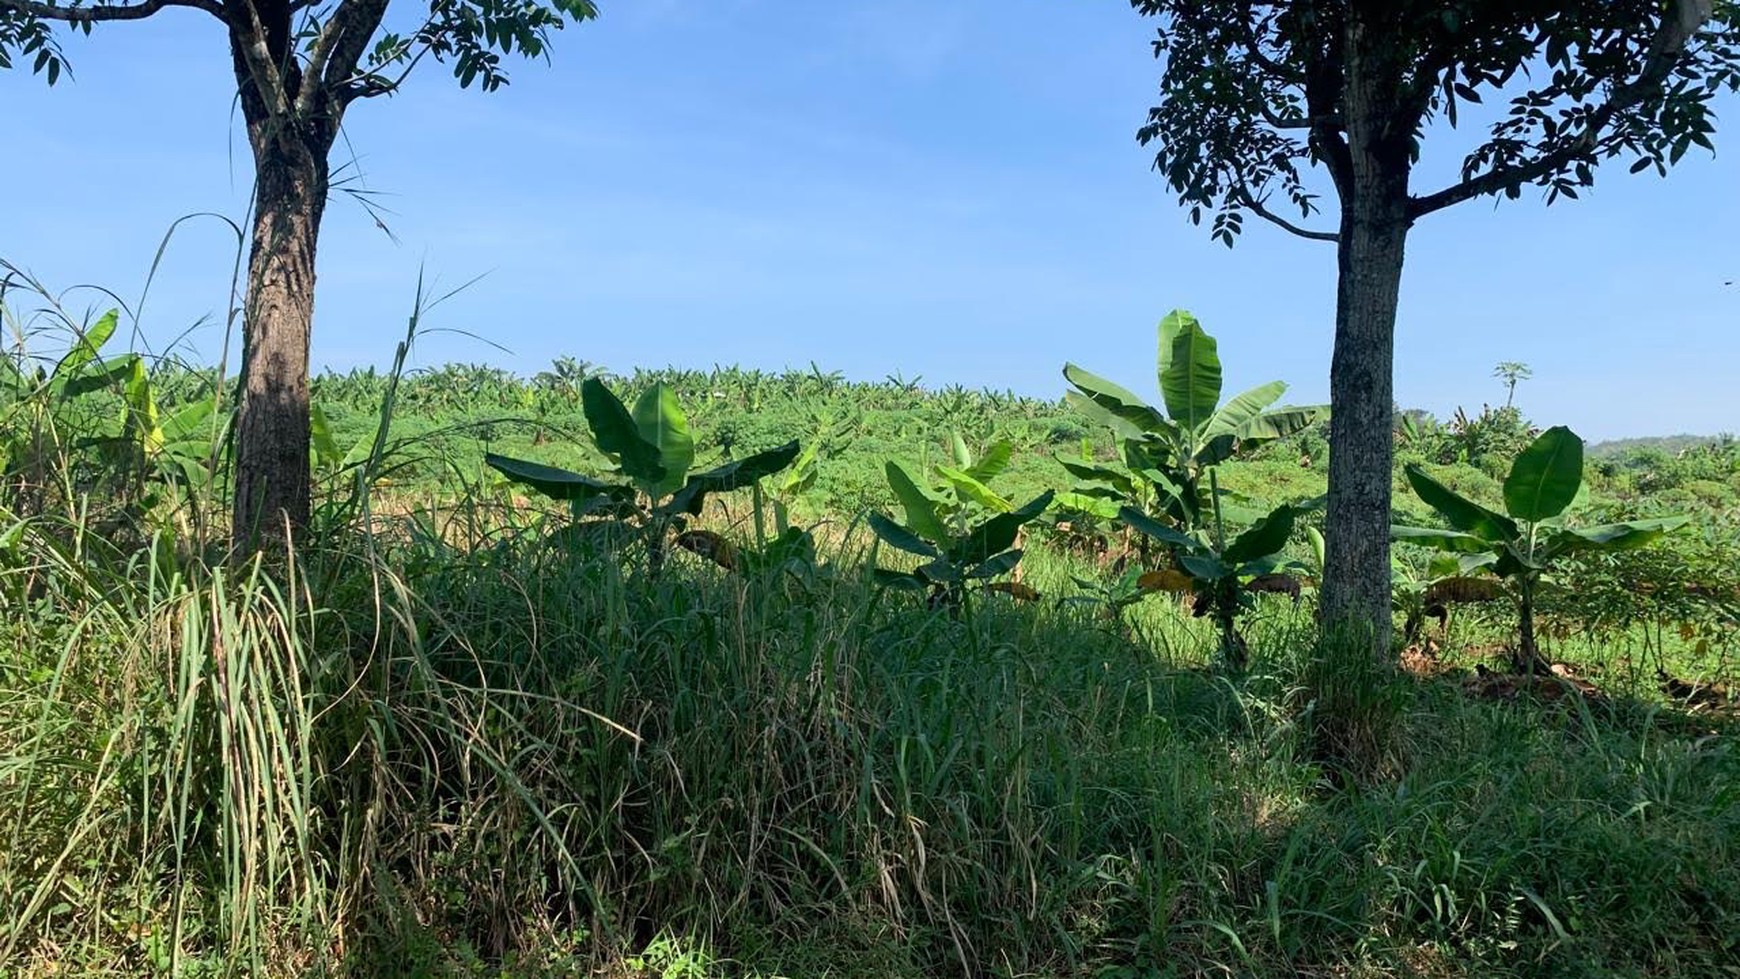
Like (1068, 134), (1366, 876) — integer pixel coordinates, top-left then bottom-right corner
(1062, 310), (1326, 537)
(868, 460), (1052, 610)
(1392, 425), (1688, 673)
(931, 432), (1017, 527)
(1120, 502), (1304, 670)
(3, 309), (216, 500)
(486, 377), (799, 575)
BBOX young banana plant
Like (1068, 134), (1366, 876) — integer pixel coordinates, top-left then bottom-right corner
(1392, 425), (1688, 673)
(487, 377), (798, 575)
(1120, 502), (1305, 671)
(1062, 310), (1326, 537)
(868, 460), (1052, 611)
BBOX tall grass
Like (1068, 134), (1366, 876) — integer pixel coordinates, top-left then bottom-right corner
(4, 494), (1737, 977)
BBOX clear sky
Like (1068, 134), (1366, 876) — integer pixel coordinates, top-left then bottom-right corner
(4, 1), (1735, 440)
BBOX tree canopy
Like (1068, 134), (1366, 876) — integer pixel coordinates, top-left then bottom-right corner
(1134, 0), (1740, 247)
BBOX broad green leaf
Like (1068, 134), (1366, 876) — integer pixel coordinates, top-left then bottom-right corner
(1058, 458), (1137, 496)
(59, 354), (139, 400)
(1117, 505), (1198, 552)
(965, 440), (1013, 483)
(950, 431), (972, 468)
(1063, 365), (1170, 434)
(123, 357), (162, 454)
(581, 378), (664, 482)
(937, 466), (1012, 512)
(1503, 425), (1583, 521)
(965, 550), (1023, 580)
(1550, 516), (1689, 554)
(1404, 464), (1518, 542)
(631, 382), (694, 498)
(886, 461), (950, 544)
(1064, 390), (1146, 443)
(952, 490), (1054, 566)
(52, 309), (119, 382)
(311, 405), (342, 470)
(485, 453), (636, 504)
(1390, 525), (1499, 555)
(871, 567), (929, 592)
(1201, 381), (1285, 443)
(867, 512), (941, 558)
(1157, 310), (1222, 432)
(916, 555), (961, 584)
(1306, 526), (1325, 570)
(1179, 552), (1230, 582)
(160, 400), (214, 444)
(665, 440), (801, 516)
(1236, 404), (1328, 443)
(1055, 491), (1121, 520)
(1223, 505), (1294, 565)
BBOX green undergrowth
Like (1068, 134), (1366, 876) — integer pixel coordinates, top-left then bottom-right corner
(3, 499), (1737, 979)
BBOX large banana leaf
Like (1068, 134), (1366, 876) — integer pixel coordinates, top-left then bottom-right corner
(1055, 491), (1121, 519)
(160, 400), (214, 445)
(937, 466), (1012, 512)
(59, 354), (138, 400)
(951, 490), (1053, 566)
(1222, 504), (1295, 565)
(964, 550), (1023, 580)
(1063, 365), (1170, 434)
(1234, 404), (1328, 442)
(1548, 516), (1689, 554)
(1201, 381), (1285, 443)
(631, 382), (694, 498)
(1157, 311), (1222, 433)
(311, 405), (343, 470)
(868, 512), (941, 558)
(886, 461), (950, 544)
(1118, 505), (1197, 552)
(1058, 459), (1138, 497)
(1390, 525), (1499, 555)
(966, 440), (1013, 483)
(581, 378), (664, 483)
(1503, 425), (1582, 522)
(486, 453), (637, 505)
(664, 440), (801, 516)
(123, 358), (161, 454)
(52, 309), (119, 383)
(1403, 464), (1518, 542)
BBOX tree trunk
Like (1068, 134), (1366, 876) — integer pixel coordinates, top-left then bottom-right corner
(1319, 13), (1414, 654)
(224, 7), (338, 552)
(231, 142), (329, 550)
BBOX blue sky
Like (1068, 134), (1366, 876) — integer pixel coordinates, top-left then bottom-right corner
(4, 1), (1735, 439)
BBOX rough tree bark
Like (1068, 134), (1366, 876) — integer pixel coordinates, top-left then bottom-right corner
(226, 1), (341, 549)
(1318, 8), (1414, 652)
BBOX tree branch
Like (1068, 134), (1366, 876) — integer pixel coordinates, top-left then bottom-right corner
(0, 0), (221, 22)
(294, 0), (387, 117)
(1409, 0), (1715, 219)
(1236, 185), (1339, 242)
(228, 0), (292, 121)
(1238, 0), (1306, 83)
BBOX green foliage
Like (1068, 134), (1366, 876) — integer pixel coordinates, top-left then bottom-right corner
(1061, 310), (1326, 535)
(867, 460), (1052, 608)
(1121, 502), (1305, 669)
(1132, 2), (1740, 244)
(487, 377), (798, 573)
(1394, 425), (1689, 670)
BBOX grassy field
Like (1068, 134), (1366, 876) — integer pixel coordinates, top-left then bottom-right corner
(4, 305), (1740, 976)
